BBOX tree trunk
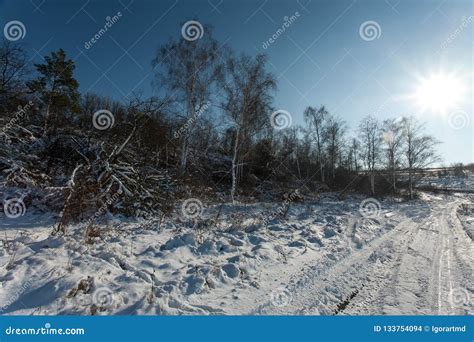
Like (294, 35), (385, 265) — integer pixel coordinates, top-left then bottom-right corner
(391, 165), (397, 192)
(180, 137), (188, 172)
(370, 172), (375, 195)
(53, 164), (83, 235)
(320, 162), (325, 183)
(332, 156), (336, 180)
(230, 128), (240, 203)
(43, 79), (57, 135)
(44, 104), (51, 134)
(316, 132), (324, 183)
(389, 151), (397, 193)
(296, 156), (301, 178)
(408, 169), (413, 199)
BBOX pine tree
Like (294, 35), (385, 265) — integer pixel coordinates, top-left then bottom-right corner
(27, 49), (80, 134)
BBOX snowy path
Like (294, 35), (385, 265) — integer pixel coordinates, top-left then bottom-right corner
(241, 197), (473, 315)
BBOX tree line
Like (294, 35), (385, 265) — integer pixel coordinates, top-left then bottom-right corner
(0, 25), (449, 229)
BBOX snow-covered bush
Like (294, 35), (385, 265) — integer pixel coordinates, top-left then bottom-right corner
(53, 129), (175, 234)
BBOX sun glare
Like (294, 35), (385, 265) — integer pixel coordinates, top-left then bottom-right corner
(414, 72), (465, 114)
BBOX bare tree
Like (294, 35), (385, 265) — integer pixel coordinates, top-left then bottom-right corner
(152, 23), (220, 172)
(304, 105), (328, 183)
(381, 118), (403, 192)
(401, 116), (440, 199)
(276, 126), (302, 178)
(349, 138), (360, 172)
(451, 162), (466, 178)
(325, 115), (346, 181)
(218, 53), (276, 202)
(359, 115), (381, 195)
(0, 39), (28, 106)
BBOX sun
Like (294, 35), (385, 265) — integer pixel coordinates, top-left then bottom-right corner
(413, 72), (465, 114)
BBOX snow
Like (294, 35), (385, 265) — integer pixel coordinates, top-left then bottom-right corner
(0, 189), (473, 316)
(417, 173), (474, 191)
(456, 200), (474, 241)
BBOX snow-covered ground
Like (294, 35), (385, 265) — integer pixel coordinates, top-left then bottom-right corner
(417, 173), (474, 190)
(0, 191), (473, 316)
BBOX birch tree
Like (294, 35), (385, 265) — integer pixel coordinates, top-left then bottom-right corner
(381, 118), (403, 192)
(359, 115), (381, 194)
(401, 116), (440, 199)
(349, 138), (360, 172)
(152, 24), (220, 172)
(325, 115), (346, 181)
(304, 105), (328, 183)
(218, 53), (276, 202)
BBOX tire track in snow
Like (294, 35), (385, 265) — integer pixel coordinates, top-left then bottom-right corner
(256, 213), (419, 314)
(262, 196), (471, 315)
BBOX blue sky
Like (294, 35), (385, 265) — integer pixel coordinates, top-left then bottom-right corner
(1, 0), (472, 164)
